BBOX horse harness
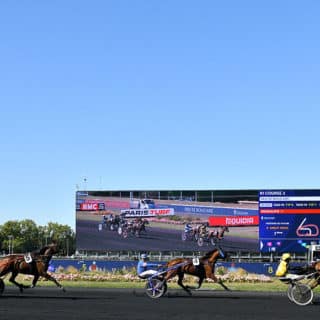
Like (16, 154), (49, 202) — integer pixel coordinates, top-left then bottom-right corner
(15, 254), (51, 270)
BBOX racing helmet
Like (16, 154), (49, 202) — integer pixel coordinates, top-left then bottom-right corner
(281, 253), (291, 261)
(141, 253), (148, 259)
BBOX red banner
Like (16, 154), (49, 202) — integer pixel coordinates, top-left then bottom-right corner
(80, 203), (100, 211)
(208, 215), (259, 227)
(260, 209), (320, 214)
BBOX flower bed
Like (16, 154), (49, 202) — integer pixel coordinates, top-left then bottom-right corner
(21, 267), (272, 283)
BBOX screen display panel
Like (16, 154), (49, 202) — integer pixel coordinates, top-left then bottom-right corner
(259, 190), (320, 253)
(76, 190), (259, 252)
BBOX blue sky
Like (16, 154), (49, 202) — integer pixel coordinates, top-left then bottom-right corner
(1, 1), (320, 229)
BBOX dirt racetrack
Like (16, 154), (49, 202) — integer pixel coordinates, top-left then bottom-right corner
(1, 286), (319, 320)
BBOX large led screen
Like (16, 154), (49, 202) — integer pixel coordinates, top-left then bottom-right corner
(76, 190), (259, 252)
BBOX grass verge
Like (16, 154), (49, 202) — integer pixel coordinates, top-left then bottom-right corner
(3, 278), (320, 293)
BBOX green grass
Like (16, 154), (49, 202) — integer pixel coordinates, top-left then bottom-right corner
(3, 278), (320, 293)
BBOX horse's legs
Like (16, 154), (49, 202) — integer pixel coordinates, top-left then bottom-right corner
(196, 276), (204, 289)
(163, 269), (176, 282)
(206, 267), (230, 291)
(41, 272), (66, 292)
(163, 269), (191, 295)
(30, 274), (39, 288)
(185, 276), (204, 290)
(9, 271), (26, 293)
(217, 279), (230, 291)
(15, 274), (39, 290)
(177, 272), (192, 295)
(208, 272), (230, 291)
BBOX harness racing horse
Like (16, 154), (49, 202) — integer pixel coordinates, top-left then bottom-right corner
(132, 218), (149, 236)
(163, 248), (230, 295)
(216, 226), (229, 240)
(308, 260), (320, 289)
(0, 241), (65, 293)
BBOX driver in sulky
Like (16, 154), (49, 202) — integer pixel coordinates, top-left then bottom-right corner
(137, 253), (162, 279)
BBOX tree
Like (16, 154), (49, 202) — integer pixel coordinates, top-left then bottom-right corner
(0, 219), (39, 253)
(0, 220), (76, 255)
(46, 222), (75, 256)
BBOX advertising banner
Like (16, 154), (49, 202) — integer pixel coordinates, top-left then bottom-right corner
(209, 215), (259, 227)
(120, 208), (174, 218)
(78, 202), (105, 211)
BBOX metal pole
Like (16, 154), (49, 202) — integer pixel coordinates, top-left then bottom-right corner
(8, 235), (13, 254)
(66, 238), (69, 257)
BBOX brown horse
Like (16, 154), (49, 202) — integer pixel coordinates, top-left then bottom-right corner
(308, 260), (320, 289)
(0, 241), (65, 293)
(216, 226), (229, 240)
(163, 248), (230, 295)
(133, 218), (149, 236)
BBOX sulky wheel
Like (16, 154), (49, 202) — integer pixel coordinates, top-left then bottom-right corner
(145, 278), (167, 299)
(287, 283), (294, 302)
(210, 237), (218, 246)
(291, 283), (313, 306)
(197, 237), (204, 247)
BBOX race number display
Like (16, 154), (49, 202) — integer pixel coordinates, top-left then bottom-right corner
(259, 190), (320, 253)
